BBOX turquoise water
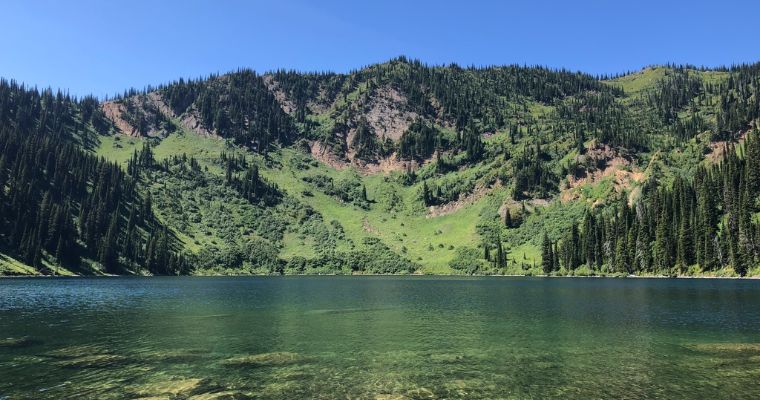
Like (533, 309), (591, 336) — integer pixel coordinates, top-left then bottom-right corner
(1, 276), (760, 399)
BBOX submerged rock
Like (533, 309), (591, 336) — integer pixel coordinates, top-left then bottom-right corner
(45, 344), (111, 358)
(132, 397), (172, 400)
(51, 354), (129, 368)
(271, 368), (312, 381)
(256, 380), (310, 398)
(374, 395), (410, 400)
(442, 379), (481, 397)
(221, 351), (308, 367)
(689, 343), (760, 354)
(130, 378), (211, 397)
(406, 387), (436, 399)
(12, 355), (48, 364)
(0, 336), (40, 348)
(137, 349), (209, 363)
(429, 353), (466, 363)
(45, 343), (130, 368)
(187, 391), (253, 400)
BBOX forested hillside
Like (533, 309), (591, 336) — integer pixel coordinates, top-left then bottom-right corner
(2, 58), (760, 276)
(0, 80), (187, 275)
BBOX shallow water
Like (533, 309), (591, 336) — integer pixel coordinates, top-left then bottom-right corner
(1, 276), (760, 399)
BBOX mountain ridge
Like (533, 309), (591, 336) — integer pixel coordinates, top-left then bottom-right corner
(1, 58), (759, 276)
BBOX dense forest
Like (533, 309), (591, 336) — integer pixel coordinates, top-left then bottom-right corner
(543, 131), (760, 276)
(2, 58), (760, 276)
(0, 80), (187, 274)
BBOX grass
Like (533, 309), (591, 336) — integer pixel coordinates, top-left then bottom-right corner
(576, 175), (617, 202)
(605, 66), (668, 95)
(7, 62), (757, 276)
(86, 106), (746, 276)
(0, 254), (40, 276)
(152, 130), (234, 174)
(95, 134), (144, 165)
(93, 128), (523, 273)
(265, 148), (507, 272)
(92, 115), (616, 275)
(0, 253), (78, 276)
(279, 232), (318, 260)
(56, 112), (756, 277)
(505, 243), (541, 273)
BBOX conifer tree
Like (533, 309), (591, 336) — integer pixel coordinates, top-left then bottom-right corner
(541, 232), (554, 274)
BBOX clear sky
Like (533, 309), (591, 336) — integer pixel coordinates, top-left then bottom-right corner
(2, 0), (759, 97)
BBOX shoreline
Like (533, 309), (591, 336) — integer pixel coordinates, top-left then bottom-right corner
(2, 272), (759, 279)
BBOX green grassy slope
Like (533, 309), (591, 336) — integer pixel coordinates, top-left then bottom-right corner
(95, 129), (538, 274)
(86, 64), (741, 275)
(3, 61), (745, 277)
(98, 119), (679, 276)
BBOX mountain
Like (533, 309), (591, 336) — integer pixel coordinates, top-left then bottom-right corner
(1, 58), (759, 276)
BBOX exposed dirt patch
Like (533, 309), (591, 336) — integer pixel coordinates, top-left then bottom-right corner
(354, 152), (426, 175)
(705, 131), (748, 163)
(180, 105), (219, 138)
(561, 143), (644, 203)
(310, 141), (349, 170)
(148, 92), (219, 138)
(262, 75), (297, 115)
(427, 182), (501, 218)
(102, 92), (219, 139)
(102, 95), (170, 138)
(310, 141), (427, 175)
(262, 74), (333, 115)
(344, 86), (418, 156)
(427, 93), (456, 129)
(309, 85), (430, 174)
(308, 86), (333, 114)
(362, 86), (418, 142)
(101, 101), (138, 136)
(146, 92), (173, 118)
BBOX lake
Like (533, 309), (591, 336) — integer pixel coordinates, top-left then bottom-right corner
(1, 276), (760, 399)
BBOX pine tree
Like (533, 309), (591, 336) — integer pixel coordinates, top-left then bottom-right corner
(541, 232), (554, 274)
(496, 238), (506, 269)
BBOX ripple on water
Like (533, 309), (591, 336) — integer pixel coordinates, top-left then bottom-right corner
(2, 277), (760, 399)
(221, 351), (311, 368)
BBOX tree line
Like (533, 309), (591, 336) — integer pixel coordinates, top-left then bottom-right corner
(543, 129), (760, 276)
(162, 70), (296, 153)
(0, 81), (187, 274)
(0, 129), (187, 274)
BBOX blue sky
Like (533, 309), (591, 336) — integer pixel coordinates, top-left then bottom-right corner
(2, 0), (759, 97)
